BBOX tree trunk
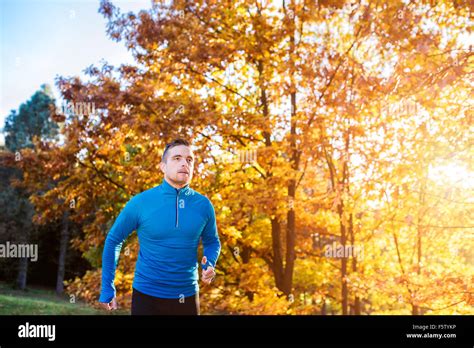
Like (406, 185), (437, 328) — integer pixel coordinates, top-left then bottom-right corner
(284, 179), (296, 295)
(56, 210), (70, 295)
(16, 256), (28, 290)
(16, 219), (31, 290)
(350, 213), (361, 314)
(321, 300), (327, 315)
(413, 179), (426, 315)
(282, 0), (298, 296)
(271, 218), (284, 290)
(340, 209), (348, 315)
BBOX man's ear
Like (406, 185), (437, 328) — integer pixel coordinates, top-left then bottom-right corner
(159, 161), (166, 174)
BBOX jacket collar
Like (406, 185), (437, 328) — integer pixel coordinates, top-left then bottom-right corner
(161, 178), (191, 195)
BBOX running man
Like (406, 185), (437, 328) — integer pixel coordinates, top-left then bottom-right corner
(98, 138), (221, 315)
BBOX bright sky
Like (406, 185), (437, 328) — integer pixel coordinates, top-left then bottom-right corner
(0, 0), (151, 142)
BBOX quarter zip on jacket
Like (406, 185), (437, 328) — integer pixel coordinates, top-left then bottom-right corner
(175, 189), (180, 228)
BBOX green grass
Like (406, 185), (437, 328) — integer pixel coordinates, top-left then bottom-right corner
(0, 282), (128, 315)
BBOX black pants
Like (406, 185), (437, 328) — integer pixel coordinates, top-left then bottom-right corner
(131, 288), (200, 315)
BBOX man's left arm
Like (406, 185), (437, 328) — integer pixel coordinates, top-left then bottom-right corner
(200, 200), (221, 283)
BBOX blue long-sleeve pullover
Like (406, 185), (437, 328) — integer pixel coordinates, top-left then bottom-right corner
(99, 179), (221, 302)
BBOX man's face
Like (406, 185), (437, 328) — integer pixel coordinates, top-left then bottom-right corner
(160, 145), (194, 188)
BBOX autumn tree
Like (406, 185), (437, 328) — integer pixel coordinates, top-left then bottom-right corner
(16, 0), (472, 314)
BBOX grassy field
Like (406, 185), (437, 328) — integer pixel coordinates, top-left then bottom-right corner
(0, 282), (128, 315)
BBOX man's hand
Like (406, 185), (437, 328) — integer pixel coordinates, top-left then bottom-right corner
(99, 297), (118, 311)
(201, 256), (216, 285)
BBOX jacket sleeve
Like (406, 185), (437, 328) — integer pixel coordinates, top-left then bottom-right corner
(200, 199), (221, 270)
(99, 196), (140, 303)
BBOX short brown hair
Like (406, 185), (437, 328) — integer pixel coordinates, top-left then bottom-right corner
(161, 138), (191, 163)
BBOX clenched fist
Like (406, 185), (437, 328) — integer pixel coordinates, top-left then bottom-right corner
(99, 297), (117, 311)
(200, 256), (216, 284)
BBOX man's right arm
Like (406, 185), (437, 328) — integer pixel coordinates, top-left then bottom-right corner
(98, 195), (140, 305)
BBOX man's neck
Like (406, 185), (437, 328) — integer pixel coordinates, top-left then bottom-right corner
(164, 177), (189, 190)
